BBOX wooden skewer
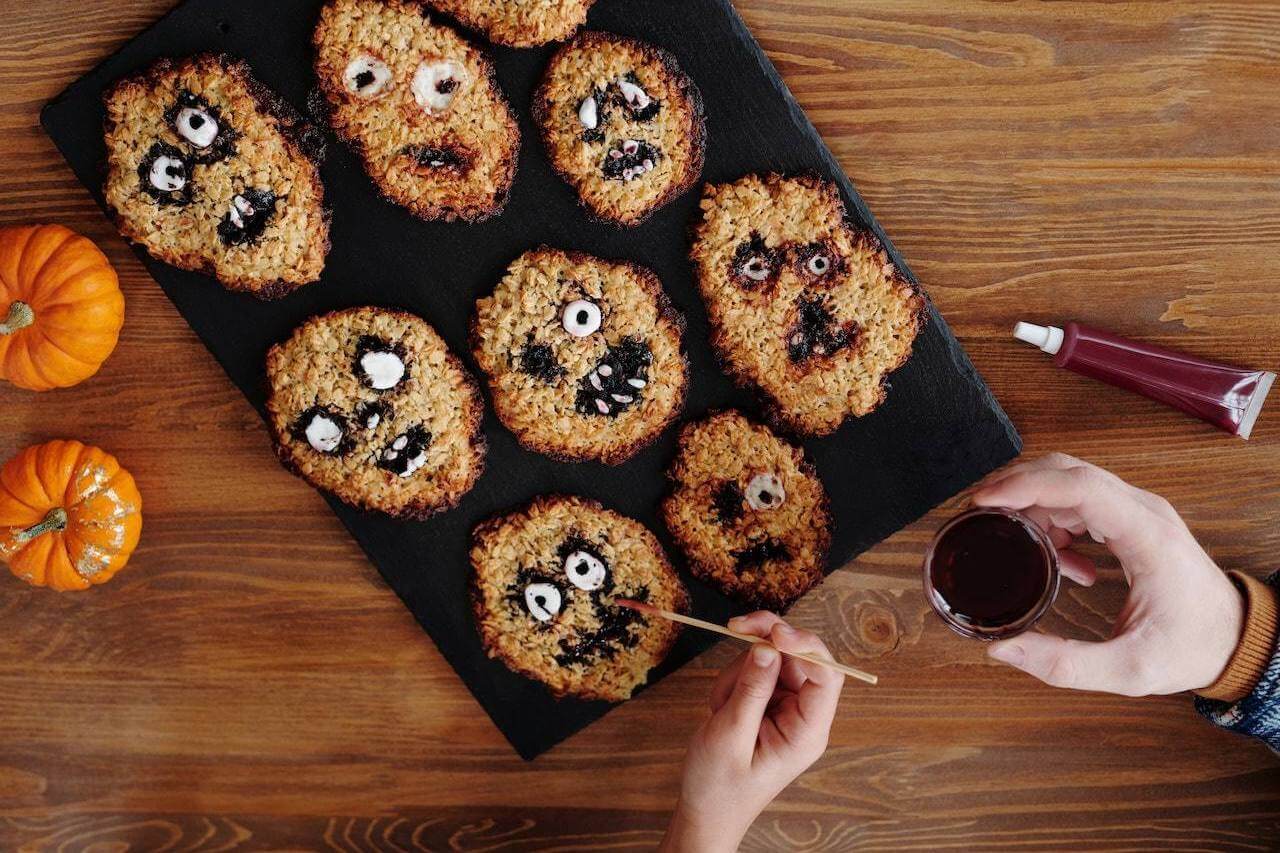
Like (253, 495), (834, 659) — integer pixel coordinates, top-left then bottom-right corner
(612, 598), (878, 686)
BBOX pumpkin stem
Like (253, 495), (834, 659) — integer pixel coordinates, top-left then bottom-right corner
(16, 507), (68, 544)
(0, 301), (34, 335)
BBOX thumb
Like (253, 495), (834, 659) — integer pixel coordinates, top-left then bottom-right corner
(989, 633), (1143, 696)
(717, 643), (781, 751)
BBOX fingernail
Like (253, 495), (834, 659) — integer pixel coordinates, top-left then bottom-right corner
(989, 643), (1024, 666)
(727, 617), (744, 632)
(752, 644), (778, 667)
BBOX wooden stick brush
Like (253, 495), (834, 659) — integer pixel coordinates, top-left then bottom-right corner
(612, 598), (878, 686)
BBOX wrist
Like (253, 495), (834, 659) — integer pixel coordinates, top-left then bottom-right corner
(660, 800), (750, 853)
(1196, 571), (1280, 702)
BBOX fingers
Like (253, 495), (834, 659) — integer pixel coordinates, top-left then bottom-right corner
(716, 643), (782, 753)
(1058, 548), (1097, 586)
(972, 464), (1169, 566)
(768, 623), (843, 733)
(988, 632), (1145, 696)
(711, 611), (799, 711)
(709, 649), (749, 712)
(728, 611), (785, 637)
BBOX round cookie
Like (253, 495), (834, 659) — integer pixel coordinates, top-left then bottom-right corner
(662, 410), (831, 609)
(470, 494), (687, 701)
(265, 306), (485, 518)
(470, 246), (687, 464)
(532, 32), (705, 227)
(313, 0), (520, 222)
(689, 174), (928, 436)
(103, 54), (330, 298)
(426, 0), (595, 47)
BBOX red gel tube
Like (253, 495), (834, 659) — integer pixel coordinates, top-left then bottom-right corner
(1014, 321), (1275, 439)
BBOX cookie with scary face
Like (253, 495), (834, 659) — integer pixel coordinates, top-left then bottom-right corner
(266, 306), (486, 518)
(425, 0), (596, 47)
(313, 0), (520, 222)
(662, 410), (831, 609)
(471, 247), (687, 463)
(533, 32), (705, 227)
(470, 494), (687, 701)
(103, 54), (330, 298)
(690, 174), (927, 435)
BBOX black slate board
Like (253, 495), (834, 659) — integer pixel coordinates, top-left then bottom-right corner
(42, 0), (1020, 759)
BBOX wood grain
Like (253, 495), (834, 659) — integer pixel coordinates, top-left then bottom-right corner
(2, 0), (1279, 849)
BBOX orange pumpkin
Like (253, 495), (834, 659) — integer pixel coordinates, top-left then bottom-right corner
(0, 440), (142, 591)
(0, 224), (125, 391)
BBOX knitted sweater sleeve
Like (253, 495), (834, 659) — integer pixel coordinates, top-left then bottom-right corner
(1195, 571), (1280, 753)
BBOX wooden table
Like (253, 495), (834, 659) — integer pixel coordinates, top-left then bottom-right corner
(3, 1), (1279, 849)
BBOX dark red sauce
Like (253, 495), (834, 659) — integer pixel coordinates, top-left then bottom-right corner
(928, 511), (1052, 632)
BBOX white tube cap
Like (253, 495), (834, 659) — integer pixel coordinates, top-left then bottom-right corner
(1013, 322), (1064, 355)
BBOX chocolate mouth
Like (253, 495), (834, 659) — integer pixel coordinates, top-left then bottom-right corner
(401, 144), (472, 176)
(786, 296), (858, 364)
(217, 188), (277, 246)
(733, 539), (791, 573)
(554, 587), (650, 666)
(575, 337), (651, 417)
(601, 139), (660, 182)
(375, 424), (431, 477)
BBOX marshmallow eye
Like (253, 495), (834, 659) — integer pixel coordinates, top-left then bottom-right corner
(344, 56), (392, 97)
(524, 582), (563, 622)
(412, 59), (469, 115)
(745, 472), (785, 511)
(563, 550), (607, 592)
(175, 105), (218, 148)
(740, 255), (772, 281)
(798, 243), (839, 281)
(137, 142), (193, 206)
(731, 238), (779, 288)
(292, 405), (350, 456)
(148, 154), (187, 192)
(562, 299), (602, 337)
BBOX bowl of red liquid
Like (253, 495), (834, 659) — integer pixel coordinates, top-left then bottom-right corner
(923, 507), (1060, 640)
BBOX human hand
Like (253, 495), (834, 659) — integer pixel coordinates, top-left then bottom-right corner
(972, 453), (1243, 696)
(659, 613), (844, 853)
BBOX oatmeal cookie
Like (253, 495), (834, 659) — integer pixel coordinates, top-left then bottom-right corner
(426, 0), (595, 47)
(470, 494), (687, 701)
(662, 410), (830, 609)
(103, 53), (330, 298)
(689, 174), (927, 435)
(470, 246), (687, 464)
(265, 306), (486, 518)
(532, 32), (704, 226)
(313, 0), (520, 222)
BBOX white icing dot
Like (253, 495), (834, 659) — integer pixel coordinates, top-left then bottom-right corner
(344, 56), (392, 96)
(525, 583), (562, 622)
(175, 106), (218, 148)
(305, 413), (343, 453)
(564, 551), (606, 592)
(360, 350), (406, 390)
(412, 59), (469, 114)
(578, 95), (598, 129)
(148, 155), (186, 192)
(562, 299), (601, 337)
(627, 378), (646, 388)
(597, 364), (612, 377)
(745, 473), (785, 511)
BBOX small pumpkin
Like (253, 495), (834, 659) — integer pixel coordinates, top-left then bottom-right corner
(0, 224), (125, 391)
(0, 440), (142, 591)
